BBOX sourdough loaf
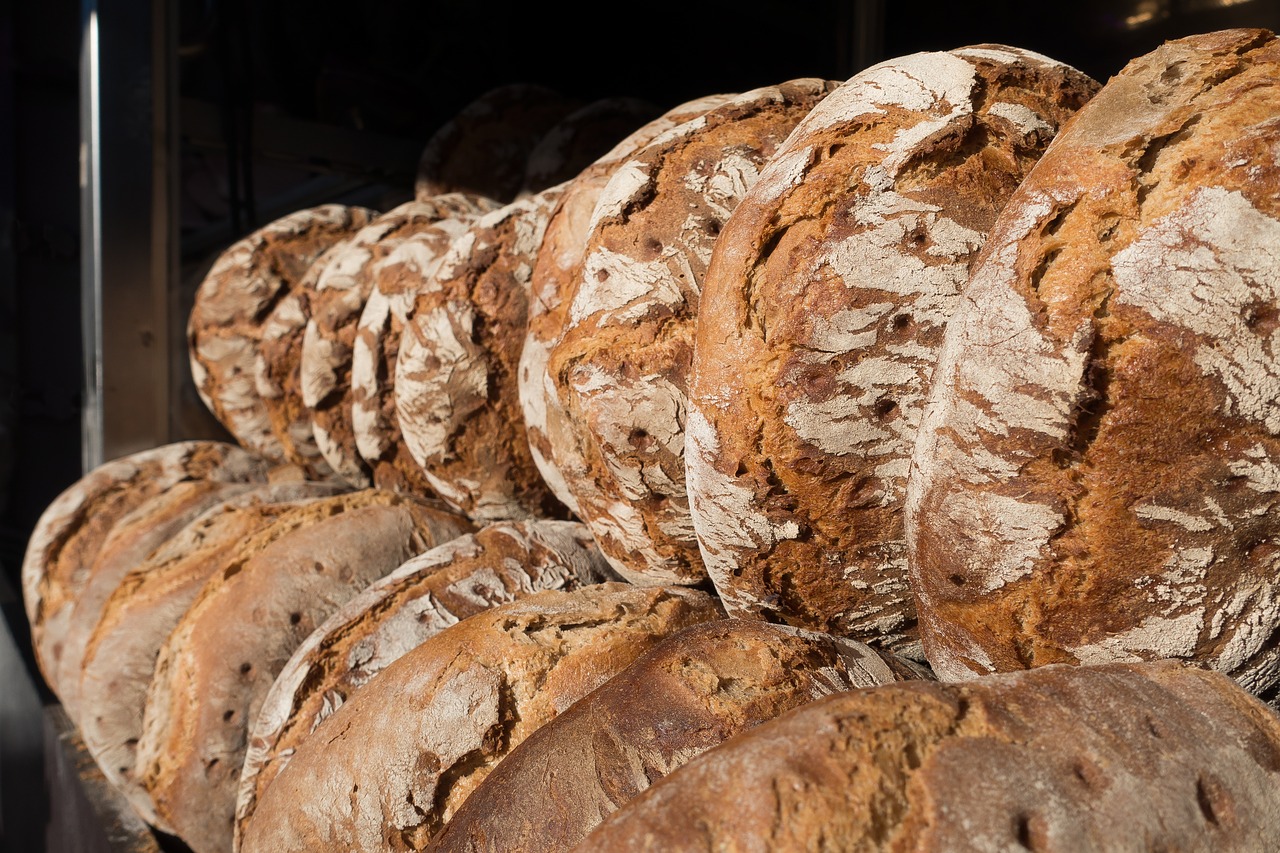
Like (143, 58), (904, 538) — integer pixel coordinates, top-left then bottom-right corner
(238, 583), (722, 853)
(685, 47), (1097, 651)
(21, 441), (269, 692)
(548, 79), (838, 585)
(77, 480), (345, 831)
(188, 205), (376, 459)
(235, 519), (612, 844)
(430, 619), (925, 853)
(303, 195), (500, 487)
(576, 661), (1280, 851)
(905, 29), (1280, 688)
(519, 98), (660, 197)
(396, 187), (567, 520)
(134, 490), (472, 853)
(519, 93), (736, 516)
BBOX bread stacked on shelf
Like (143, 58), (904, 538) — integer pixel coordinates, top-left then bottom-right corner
(19, 29), (1280, 853)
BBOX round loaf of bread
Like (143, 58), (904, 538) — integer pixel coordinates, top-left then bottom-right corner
(235, 519), (612, 844)
(188, 204), (376, 459)
(303, 195), (499, 487)
(238, 583), (722, 853)
(135, 490), (473, 853)
(432, 618), (927, 853)
(77, 480), (346, 831)
(548, 79), (839, 585)
(576, 660), (1280, 852)
(415, 84), (577, 203)
(906, 30), (1280, 688)
(352, 215), (489, 495)
(21, 441), (270, 692)
(519, 97), (660, 196)
(685, 47), (1097, 651)
(54, 478), (258, 721)
(396, 187), (567, 520)
(518, 94), (736, 516)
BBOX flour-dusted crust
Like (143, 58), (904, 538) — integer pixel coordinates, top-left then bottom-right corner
(519, 97), (660, 196)
(549, 80), (838, 585)
(415, 84), (578, 203)
(519, 94), (736, 516)
(77, 480), (345, 832)
(134, 489), (472, 853)
(432, 618), (924, 853)
(234, 520), (612, 845)
(686, 48), (1097, 652)
(302, 195), (499, 487)
(396, 188), (567, 520)
(577, 661), (1280, 852)
(352, 212), (485, 495)
(906, 30), (1280, 688)
(188, 205), (376, 459)
(21, 441), (270, 692)
(238, 583), (721, 853)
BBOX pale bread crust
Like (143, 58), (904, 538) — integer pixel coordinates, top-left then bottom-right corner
(134, 490), (472, 853)
(548, 79), (839, 585)
(396, 187), (567, 521)
(21, 441), (269, 692)
(77, 481), (345, 832)
(237, 584), (722, 853)
(686, 48), (1097, 651)
(303, 195), (500, 487)
(188, 205), (376, 459)
(905, 30), (1280, 687)
(431, 618), (924, 853)
(577, 661), (1280, 852)
(234, 519), (612, 845)
(518, 94), (737, 516)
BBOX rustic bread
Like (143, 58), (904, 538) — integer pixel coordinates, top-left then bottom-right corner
(54, 479), (257, 721)
(396, 187), (567, 520)
(519, 98), (660, 196)
(134, 490), (472, 853)
(414, 84), (578, 203)
(576, 660), (1280, 852)
(906, 30), (1280, 688)
(238, 583), (722, 853)
(303, 195), (500, 487)
(188, 205), (376, 459)
(518, 93), (736, 516)
(77, 480), (345, 832)
(21, 441), (269, 692)
(352, 214), (483, 494)
(430, 618), (926, 853)
(685, 47), (1097, 652)
(548, 79), (839, 585)
(235, 519), (612, 845)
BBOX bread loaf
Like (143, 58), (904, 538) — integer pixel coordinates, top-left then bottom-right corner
(519, 97), (660, 196)
(576, 661), (1280, 852)
(396, 187), (567, 520)
(303, 195), (500, 487)
(188, 205), (376, 459)
(77, 480), (345, 831)
(238, 583), (722, 852)
(686, 47), (1097, 651)
(235, 519), (612, 844)
(430, 619), (925, 853)
(21, 441), (269, 691)
(134, 490), (472, 853)
(905, 29), (1280, 688)
(548, 79), (838, 585)
(518, 93), (736, 515)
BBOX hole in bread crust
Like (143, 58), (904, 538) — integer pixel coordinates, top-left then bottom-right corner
(948, 574), (967, 587)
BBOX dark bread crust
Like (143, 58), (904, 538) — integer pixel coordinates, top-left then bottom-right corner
(519, 98), (661, 195)
(905, 30), (1280, 686)
(686, 47), (1097, 651)
(576, 661), (1280, 852)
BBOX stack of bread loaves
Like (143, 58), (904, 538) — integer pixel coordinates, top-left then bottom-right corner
(20, 28), (1280, 852)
